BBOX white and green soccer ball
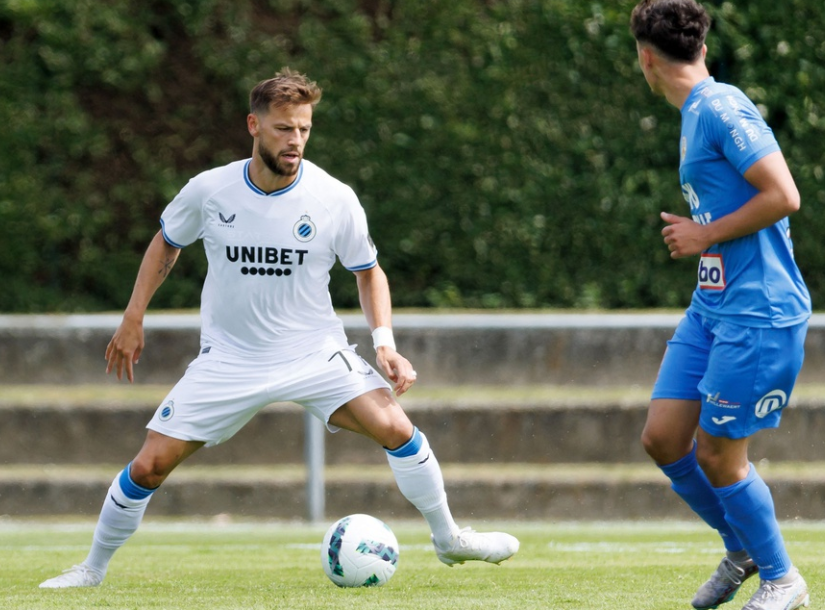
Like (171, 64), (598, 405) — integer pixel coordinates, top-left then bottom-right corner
(321, 514), (399, 587)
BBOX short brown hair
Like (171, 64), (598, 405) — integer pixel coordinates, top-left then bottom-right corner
(630, 0), (711, 62)
(249, 68), (322, 114)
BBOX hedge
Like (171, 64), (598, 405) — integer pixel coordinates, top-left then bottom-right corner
(1, 0), (823, 312)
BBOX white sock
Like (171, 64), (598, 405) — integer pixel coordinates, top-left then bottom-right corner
(84, 466), (154, 575)
(385, 428), (460, 545)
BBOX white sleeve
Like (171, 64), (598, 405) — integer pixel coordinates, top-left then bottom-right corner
(333, 190), (378, 271)
(159, 176), (207, 248)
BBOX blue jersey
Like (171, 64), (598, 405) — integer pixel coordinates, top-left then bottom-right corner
(679, 77), (810, 328)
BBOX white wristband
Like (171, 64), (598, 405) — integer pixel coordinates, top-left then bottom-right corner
(371, 326), (396, 352)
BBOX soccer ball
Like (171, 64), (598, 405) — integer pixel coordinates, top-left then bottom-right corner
(321, 514), (399, 587)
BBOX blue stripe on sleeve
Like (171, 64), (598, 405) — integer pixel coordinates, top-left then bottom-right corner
(159, 218), (186, 249)
(347, 259), (378, 272)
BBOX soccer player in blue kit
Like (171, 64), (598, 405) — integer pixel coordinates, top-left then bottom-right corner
(630, 2), (811, 610)
(38, 69), (518, 588)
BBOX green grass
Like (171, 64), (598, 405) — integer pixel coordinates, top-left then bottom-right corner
(2, 519), (823, 609)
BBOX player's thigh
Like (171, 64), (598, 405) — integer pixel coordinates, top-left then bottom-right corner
(642, 399), (701, 464)
(286, 344), (392, 434)
(147, 350), (272, 448)
(329, 389), (414, 449)
(698, 320), (807, 439)
(645, 311), (708, 462)
(651, 310), (710, 403)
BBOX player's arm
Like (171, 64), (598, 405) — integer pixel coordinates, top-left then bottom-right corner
(106, 230), (181, 382)
(354, 264), (416, 396)
(662, 151), (800, 258)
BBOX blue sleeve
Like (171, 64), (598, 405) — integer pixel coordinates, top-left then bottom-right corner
(704, 92), (780, 176)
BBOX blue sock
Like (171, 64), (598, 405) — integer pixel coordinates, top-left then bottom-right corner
(660, 443), (744, 552)
(118, 462), (157, 500)
(714, 464), (791, 580)
(385, 426), (423, 457)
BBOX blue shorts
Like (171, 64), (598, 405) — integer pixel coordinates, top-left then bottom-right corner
(651, 309), (807, 439)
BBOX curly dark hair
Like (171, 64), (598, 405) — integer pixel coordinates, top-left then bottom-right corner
(630, 0), (711, 62)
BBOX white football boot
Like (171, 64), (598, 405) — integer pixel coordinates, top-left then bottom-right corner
(740, 568), (809, 610)
(39, 564), (104, 588)
(433, 527), (519, 566)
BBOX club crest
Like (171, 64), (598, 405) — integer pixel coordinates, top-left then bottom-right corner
(293, 214), (316, 242)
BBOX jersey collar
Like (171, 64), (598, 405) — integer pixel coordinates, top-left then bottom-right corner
(243, 159), (303, 196)
(681, 76), (716, 112)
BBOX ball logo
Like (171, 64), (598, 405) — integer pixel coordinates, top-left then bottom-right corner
(293, 214), (316, 242)
(159, 400), (175, 422)
(755, 389), (787, 419)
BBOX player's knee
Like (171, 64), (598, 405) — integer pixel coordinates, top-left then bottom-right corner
(129, 456), (175, 489)
(641, 426), (684, 465)
(694, 443), (724, 475)
(640, 427), (663, 460)
(381, 419), (416, 451)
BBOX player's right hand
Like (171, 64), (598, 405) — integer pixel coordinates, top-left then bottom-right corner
(105, 317), (145, 383)
(375, 346), (417, 396)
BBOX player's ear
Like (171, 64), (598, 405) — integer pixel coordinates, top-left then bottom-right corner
(637, 43), (653, 69)
(247, 113), (259, 138)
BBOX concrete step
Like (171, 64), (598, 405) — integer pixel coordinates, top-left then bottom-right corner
(2, 462), (822, 521)
(4, 312), (825, 386)
(2, 385), (825, 465)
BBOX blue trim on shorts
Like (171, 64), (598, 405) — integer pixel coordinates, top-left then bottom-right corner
(385, 427), (422, 457)
(118, 462), (157, 500)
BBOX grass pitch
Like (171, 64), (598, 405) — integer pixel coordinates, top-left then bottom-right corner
(2, 519), (823, 610)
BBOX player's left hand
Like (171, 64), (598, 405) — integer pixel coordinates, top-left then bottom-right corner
(661, 211), (711, 258)
(375, 346), (417, 396)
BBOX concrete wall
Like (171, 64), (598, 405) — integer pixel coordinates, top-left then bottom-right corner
(3, 312), (825, 521)
(3, 311), (825, 386)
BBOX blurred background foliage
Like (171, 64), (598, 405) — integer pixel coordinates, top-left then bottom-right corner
(0, 0), (823, 312)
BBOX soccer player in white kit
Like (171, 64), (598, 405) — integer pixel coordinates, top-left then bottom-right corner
(39, 68), (518, 589)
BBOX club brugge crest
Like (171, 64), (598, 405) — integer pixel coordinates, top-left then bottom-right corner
(158, 400), (175, 422)
(293, 214), (316, 242)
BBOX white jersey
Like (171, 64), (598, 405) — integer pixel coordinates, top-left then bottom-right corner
(160, 158), (378, 361)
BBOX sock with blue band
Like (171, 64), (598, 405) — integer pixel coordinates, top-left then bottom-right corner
(714, 463), (791, 581)
(83, 463), (157, 576)
(660, 442), (745, 553)
(385, 427), (459, 545)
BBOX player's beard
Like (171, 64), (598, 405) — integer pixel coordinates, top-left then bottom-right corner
(259, 142), (301, 177)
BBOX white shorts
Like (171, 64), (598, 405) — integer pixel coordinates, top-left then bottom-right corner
(147, 336), (391, 447)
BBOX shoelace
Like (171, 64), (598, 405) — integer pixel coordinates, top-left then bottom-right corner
(454, 528), (482, 550)
(717, 558), (747, 585)
(63, 564), (96, 580)
(751, 580), (794, 604)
